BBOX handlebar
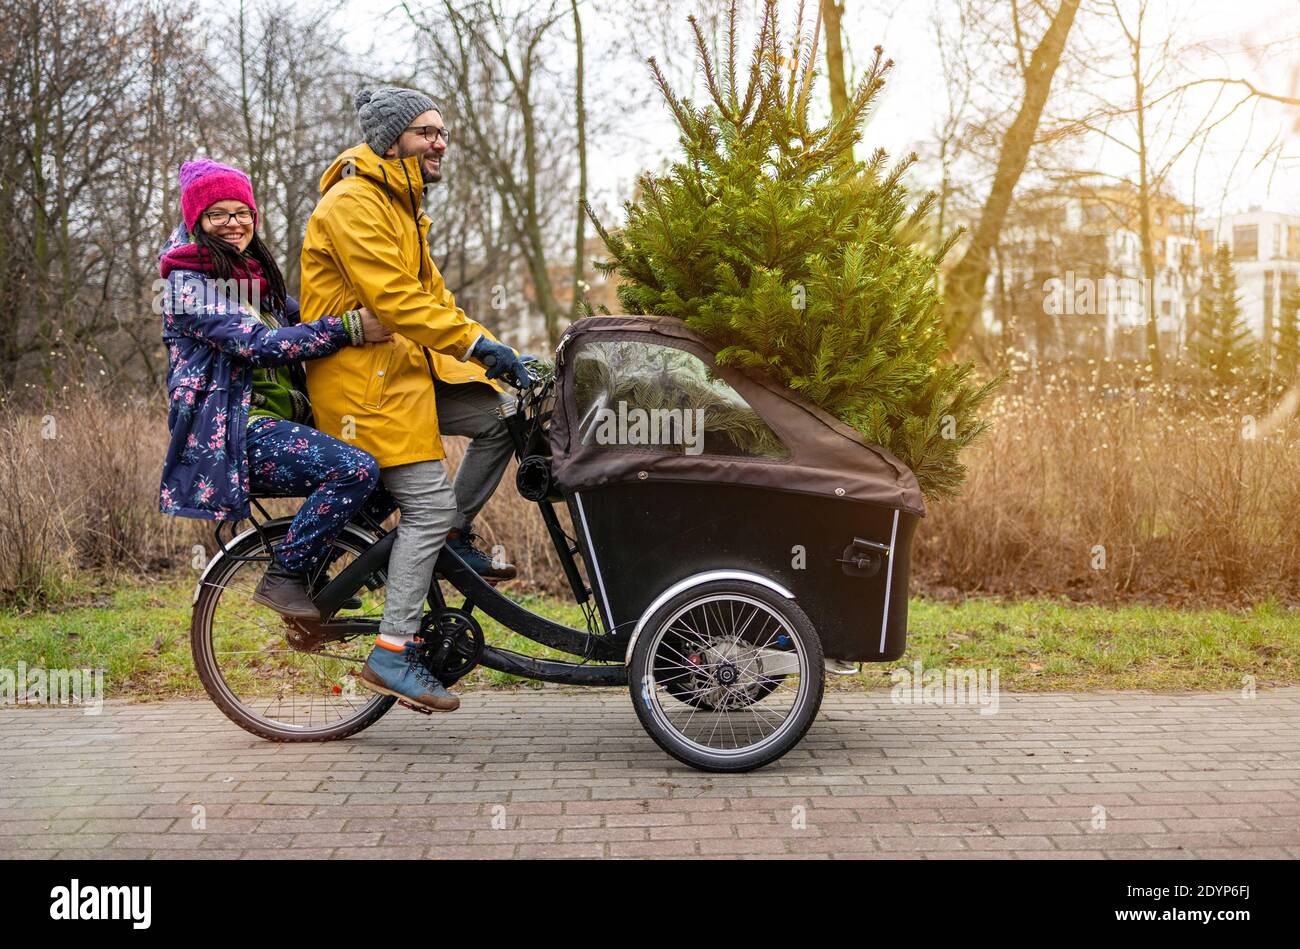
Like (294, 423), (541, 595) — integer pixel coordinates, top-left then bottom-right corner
(480, 350), (541, 391)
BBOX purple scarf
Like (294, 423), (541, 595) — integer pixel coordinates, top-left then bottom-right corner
(160, 242), (271, 303)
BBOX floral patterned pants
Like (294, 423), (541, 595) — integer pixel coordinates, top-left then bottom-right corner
(246, 417), (383, 573)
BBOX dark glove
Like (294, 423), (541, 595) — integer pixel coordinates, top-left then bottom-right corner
(471, 336), (535, 388)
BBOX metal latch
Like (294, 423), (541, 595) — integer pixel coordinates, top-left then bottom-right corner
(836, 536), (889, 577)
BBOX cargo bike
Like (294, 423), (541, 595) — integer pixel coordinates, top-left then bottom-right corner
(190, 316), (926, 772)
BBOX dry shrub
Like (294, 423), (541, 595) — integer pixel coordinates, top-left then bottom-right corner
(0, 409), (77, 604)
(4, 370), (1297, 609)
(52, 397), (178, 570)
(914, 366), (1300, 606)
(0, 398), (202, 605)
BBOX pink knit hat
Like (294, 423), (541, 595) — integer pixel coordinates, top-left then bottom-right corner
(179, 159), (258, 234)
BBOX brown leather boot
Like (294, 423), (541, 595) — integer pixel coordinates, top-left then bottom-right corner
(252, 564), (320, 619)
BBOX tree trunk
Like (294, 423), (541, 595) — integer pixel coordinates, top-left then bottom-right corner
(570, 0), (588, 329)
(942, 0), (1081, 350)
(1131, 34), (1163, 376)
(29, 0), (52, 389)
(820, 0), (850, 125)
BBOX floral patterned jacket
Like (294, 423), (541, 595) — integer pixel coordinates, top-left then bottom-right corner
(157, 223), (352, 520)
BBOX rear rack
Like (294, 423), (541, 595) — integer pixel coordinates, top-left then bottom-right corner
(210, 494), (391, 567)
(212, 496), (280, 565)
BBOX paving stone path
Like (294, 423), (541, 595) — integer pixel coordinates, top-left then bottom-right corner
(1, 689), (1297, 859)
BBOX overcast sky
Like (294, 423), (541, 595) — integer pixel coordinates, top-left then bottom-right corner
(214, 0), (1300, 219)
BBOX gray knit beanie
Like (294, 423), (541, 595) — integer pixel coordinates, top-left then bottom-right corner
(355, 86), (440, 157)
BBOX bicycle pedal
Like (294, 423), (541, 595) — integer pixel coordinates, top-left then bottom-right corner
(397, 699), (435, 716)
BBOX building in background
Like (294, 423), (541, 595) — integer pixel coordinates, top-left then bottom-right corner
(988, 179), (1200, 362)
(1198, 209), (1300, 367)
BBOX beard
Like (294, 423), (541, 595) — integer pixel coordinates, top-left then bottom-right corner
(396, 144), (442, 184)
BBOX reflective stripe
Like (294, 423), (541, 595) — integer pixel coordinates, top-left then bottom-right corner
(878, 509), (900, 653)
(572, 491), (614, 633)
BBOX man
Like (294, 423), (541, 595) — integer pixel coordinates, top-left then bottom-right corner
(300, 86), (535, 713)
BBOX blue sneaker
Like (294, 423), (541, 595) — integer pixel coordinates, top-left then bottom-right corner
(446, 526), (517, 580)
(360, 639), (460, 712)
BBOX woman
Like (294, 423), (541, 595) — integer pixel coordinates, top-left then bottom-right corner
(159, 158), (392, 619)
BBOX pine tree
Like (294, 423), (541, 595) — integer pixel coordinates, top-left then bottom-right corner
(1192, 244), (1256, 383)
(583, 0), (1000, 501)
(1277, 283), (1300, 379)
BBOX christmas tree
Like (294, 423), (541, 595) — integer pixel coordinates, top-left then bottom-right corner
(583, 0), (999, 500)
(1192, 244), (1256, 383)
(1276, 283), (1300, 379)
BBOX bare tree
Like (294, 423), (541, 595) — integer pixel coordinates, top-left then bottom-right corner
(221, 0), (362, 293)
(820, 0), (850, 123)
(570, 0), (588, 324)
(403, 0), (580, 348)
(0, 0), (210, 393)
(941, 0), (1082, 350)
(1050, 0), (1292, 375)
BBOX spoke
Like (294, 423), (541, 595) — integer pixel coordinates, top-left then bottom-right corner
(655, 669), (709, 688)
(696, 603), (714, 645)
(202, 537), (384, 730)
(667, 615), (708, 645)
(742, 692), (788, 731)
(730, 602), (763, 643)
(213, 648), (301, 656)
(655, 655), (726, 674)
(748, 618), (786, 653)
(657, 640), (714, 670)
(704, 706), (724, 747)
(213, 598), (290, 640)
(670, 683), (704, 735)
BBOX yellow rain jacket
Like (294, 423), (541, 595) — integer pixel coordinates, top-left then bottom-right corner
(299, 144), (501, 467)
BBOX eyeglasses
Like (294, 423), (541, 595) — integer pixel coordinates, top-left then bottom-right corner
(204, 209), (255, 227)
(404, 125), (451, 145)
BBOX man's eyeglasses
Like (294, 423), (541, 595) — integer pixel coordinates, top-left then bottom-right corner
(404, 125), (451, 145)
(204, 209), (255, 227)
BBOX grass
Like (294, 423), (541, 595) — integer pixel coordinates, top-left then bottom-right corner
(879, 595), (1298, 692)
(1, 574), (1296, 702)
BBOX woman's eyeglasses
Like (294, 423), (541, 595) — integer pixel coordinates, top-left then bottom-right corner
(404, 125), (451, 145)
(204, 209), (255, 227)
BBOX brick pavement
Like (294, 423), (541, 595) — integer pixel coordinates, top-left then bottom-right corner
(1, 689), (1297, 859)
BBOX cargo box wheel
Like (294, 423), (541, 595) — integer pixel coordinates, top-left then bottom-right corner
(629, 579), (824, 772)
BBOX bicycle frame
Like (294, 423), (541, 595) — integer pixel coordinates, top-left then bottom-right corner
(309, 529), (620, 663)
(224, 375), (626, 686)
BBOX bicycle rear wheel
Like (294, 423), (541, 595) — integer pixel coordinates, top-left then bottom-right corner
(190, 519), (394, 741)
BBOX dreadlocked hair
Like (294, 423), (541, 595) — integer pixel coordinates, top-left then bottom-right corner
(192, 227), (289, 314)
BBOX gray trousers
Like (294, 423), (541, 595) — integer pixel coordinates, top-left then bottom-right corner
(377, 381), (515, 637)
(434, 379), (516, 530)
(377, 460), (459, 638)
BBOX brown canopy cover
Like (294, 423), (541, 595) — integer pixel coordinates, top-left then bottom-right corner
(548, 316), (926, 517)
